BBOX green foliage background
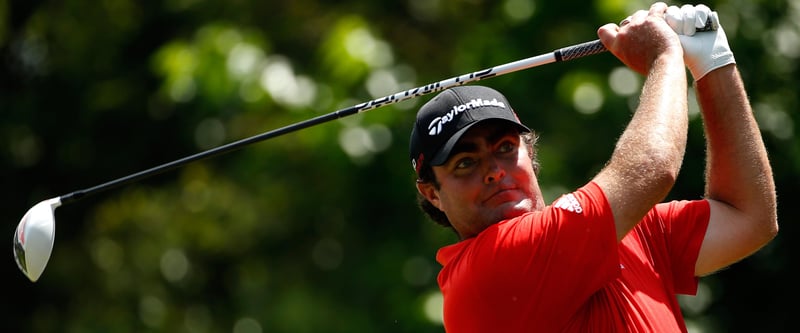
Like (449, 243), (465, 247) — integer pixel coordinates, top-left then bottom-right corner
(2, 0), (798, 332)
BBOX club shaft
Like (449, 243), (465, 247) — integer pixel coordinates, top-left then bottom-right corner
(59, 39), (608, 204)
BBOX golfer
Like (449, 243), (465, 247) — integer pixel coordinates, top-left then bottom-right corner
(409, 3), (777, 332)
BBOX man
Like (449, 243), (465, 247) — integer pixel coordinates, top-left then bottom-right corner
(408, 3), (777, 332)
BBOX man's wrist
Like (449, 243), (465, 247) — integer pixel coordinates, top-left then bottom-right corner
(695, 62), (737, 86)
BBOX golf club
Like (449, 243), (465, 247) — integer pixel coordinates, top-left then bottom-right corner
(14, 17), (718, 282)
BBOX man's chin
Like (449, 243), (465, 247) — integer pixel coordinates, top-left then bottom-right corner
(498, 200), (534, 219)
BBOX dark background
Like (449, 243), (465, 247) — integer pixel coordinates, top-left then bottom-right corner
(2, 0), (797, 332)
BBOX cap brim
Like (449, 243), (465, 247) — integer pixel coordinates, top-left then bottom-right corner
(428, 119), (530, 166)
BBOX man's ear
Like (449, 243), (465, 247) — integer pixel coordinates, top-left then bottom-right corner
(416, 181), (441, 210)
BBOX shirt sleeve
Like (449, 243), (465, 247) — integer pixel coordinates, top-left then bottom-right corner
(651, 199), (710, 294)
(628, 200), (710, 296)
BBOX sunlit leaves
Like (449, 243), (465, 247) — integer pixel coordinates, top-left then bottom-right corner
(153, 41), (199, 102)
(555, 70), (606, 114)
(259, 55), (318, 109)
(152, 24), (271, 106)
(502, 0), (537, 24)
(319, 16), (390, 86)
(607, 66), (640, 96)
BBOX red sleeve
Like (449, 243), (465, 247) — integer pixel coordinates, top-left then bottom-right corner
(627, 200), (710, 296)
(437, 182), (620, 332)
(652, 200), (710, 294)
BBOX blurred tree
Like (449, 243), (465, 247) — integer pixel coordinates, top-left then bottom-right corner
(2, 0), (798, 332)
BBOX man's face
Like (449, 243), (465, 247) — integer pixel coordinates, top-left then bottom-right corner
(416, 121), (545, 239)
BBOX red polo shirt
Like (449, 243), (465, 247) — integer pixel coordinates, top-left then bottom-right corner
(436, 182), (710, 332)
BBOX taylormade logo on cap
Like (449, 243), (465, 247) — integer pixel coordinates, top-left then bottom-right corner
(427, 98), (507, 136)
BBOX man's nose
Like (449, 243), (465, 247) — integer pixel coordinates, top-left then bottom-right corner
(484, 159), (506, 184)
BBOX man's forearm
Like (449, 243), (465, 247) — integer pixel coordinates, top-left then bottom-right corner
(596, 53), (688, 239)
(695, 64), (777, 226)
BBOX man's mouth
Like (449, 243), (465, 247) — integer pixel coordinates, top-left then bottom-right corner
(483, 188), (522, 205)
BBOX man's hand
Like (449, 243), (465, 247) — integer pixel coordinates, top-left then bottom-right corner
(665, 4), (735, 81)
(598, 2), (683, 76)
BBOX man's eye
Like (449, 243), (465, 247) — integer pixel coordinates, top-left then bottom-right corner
(498, 142), (515, 153)
(455, 158), (476, 169)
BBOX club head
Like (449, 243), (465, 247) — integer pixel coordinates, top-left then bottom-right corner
(14, 198), (62, 282)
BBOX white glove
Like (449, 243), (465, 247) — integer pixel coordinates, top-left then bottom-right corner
(665, 4), (735, 80)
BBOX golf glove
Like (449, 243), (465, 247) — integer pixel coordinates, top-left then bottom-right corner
(665, 4), (735, 81)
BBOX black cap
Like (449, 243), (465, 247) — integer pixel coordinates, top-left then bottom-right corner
(409, 85), (530, 174)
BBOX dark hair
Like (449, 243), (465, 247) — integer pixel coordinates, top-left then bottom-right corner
(415, 131), (540, 230)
